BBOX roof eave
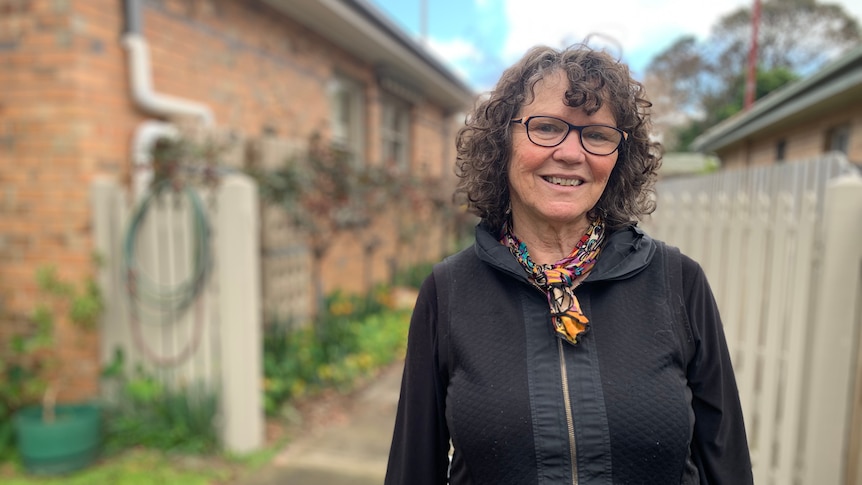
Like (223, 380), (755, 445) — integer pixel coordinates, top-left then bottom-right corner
(261, 0), (475, 113)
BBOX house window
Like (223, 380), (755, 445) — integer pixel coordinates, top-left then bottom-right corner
(381, 95), (410, 171)
(775, 139), (786, 163)
(329, 75), (365, 164)
(825, 123), (850, 155)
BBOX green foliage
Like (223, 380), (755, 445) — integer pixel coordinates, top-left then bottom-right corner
(34, 266), (103, 331)
(149, 130), (227, 193)
(0, 265), (104, 460)
(0, 324), (51, 460)
(669, 66), (800, 151)
(101, 351), (219, 455)
(262, 287), (410, 417)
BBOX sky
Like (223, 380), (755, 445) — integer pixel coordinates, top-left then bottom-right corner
(368, 0), (862, 92)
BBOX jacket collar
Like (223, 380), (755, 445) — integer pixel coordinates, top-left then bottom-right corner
(473, 222), (656, 284)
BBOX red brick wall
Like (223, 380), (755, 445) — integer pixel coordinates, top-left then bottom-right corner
(0, 0), (130, 400)
(0, 0), (466, 400)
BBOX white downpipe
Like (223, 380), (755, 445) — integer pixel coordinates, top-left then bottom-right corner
(121, 32), (215, 199)
(122, 33), (214, 125)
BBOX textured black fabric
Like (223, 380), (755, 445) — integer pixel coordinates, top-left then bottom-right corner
(442, 249), (540, 485)
(584, 244), (693, 484)
(385, 275), (451, 485)
(385, 224), (753, 485)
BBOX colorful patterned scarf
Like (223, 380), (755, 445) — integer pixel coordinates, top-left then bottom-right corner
(501, 219), (605, 345)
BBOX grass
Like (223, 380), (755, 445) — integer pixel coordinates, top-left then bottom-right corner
(0, 448), (242, 485)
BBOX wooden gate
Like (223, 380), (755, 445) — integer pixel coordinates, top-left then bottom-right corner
(91, 173), (263, 453)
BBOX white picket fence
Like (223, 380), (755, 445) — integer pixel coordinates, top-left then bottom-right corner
(642, 153), (862, 484)
(90, 173), (263, 453)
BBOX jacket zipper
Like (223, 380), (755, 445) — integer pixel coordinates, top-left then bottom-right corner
(558, 338), (578, 485)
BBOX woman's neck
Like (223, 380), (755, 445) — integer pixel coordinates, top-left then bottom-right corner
(509, 214), (590, 265)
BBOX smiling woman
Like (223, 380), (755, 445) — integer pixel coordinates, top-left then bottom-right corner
(385, 43), (754, 485)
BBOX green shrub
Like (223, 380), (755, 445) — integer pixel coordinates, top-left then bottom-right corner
(101, 352), (219, 455)
(0, 265), (103, 460)
(262, 286), (410, 417)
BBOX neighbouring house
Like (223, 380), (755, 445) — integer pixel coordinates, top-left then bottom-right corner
(691, 43), (862, 168)
(0, 0), (474, 404)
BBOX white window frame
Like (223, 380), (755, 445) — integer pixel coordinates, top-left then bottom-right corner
(329, 75), (365, 165)
(380, 94), (411, 172)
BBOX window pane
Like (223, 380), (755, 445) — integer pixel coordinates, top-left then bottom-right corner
(380, 96), (410, 170)
(329, 76), (365, 165)
(826, 124), (850, 154)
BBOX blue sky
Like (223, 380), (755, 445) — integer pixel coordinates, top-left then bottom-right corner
(369, 0), (862, 92)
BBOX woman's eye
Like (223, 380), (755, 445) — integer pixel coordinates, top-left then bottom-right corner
(585, 132), (609, 141)
(533, 122), (564, 134)
(584, 129), (615, 143)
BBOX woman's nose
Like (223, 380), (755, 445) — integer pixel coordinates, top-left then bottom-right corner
(552, 130), (587, 163)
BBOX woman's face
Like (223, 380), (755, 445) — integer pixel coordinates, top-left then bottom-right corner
(508, 70), (619, 235)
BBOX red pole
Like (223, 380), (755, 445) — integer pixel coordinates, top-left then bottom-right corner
(744, 0), (761, 110)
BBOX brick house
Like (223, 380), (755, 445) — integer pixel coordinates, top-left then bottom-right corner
(691, 43), (862, 168)
(0, 0), (474, 402)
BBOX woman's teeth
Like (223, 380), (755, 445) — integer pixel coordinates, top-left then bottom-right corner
(544, 176), (583, 187)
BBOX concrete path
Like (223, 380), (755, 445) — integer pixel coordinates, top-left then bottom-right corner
(241, 360), (403, 485)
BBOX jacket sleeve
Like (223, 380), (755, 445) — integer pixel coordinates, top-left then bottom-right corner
(385, 272), (450, 485)
(682, 256), (754, 484)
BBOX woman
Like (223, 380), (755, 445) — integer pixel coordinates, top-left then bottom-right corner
(385, 44), (753, 485)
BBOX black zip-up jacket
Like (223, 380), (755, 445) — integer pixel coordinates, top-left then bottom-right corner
(386, 223), (753, 485)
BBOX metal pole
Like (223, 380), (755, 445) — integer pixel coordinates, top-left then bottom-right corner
(420, 0), (428, 44)
(744, 0), (761, 110)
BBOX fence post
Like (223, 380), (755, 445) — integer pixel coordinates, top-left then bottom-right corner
(216, 173), (263, 453)
(803, 173), (862, 484)
(90, 178), (131, 368)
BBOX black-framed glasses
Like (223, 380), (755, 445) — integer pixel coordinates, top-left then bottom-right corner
(511, 116), (628, 156)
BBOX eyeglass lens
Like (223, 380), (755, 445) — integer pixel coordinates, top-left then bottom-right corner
(526, 117), (622, 155)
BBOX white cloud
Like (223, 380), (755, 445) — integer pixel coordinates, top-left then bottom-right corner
(426, 36), (484, 83)
(501, 0), (751, 71)
(500, 0), (862, 76)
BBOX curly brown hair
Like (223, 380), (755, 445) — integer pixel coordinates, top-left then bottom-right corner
(454, 43), (662, 233)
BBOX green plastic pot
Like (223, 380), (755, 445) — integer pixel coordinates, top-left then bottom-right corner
(14, 402), (102, 475)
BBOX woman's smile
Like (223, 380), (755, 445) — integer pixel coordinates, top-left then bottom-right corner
(542, 175), (584, 187)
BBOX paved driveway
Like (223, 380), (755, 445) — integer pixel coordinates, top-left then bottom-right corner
(241, 360), (403, 485)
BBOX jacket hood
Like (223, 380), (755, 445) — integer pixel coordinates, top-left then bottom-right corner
(473, 222), (656, 283)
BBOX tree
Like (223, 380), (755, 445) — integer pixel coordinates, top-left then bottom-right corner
(249, 134), (374, 317)
(710, 0), (859, 76)
(646, 0), (861, 150)
(671, 66), (800, 150)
